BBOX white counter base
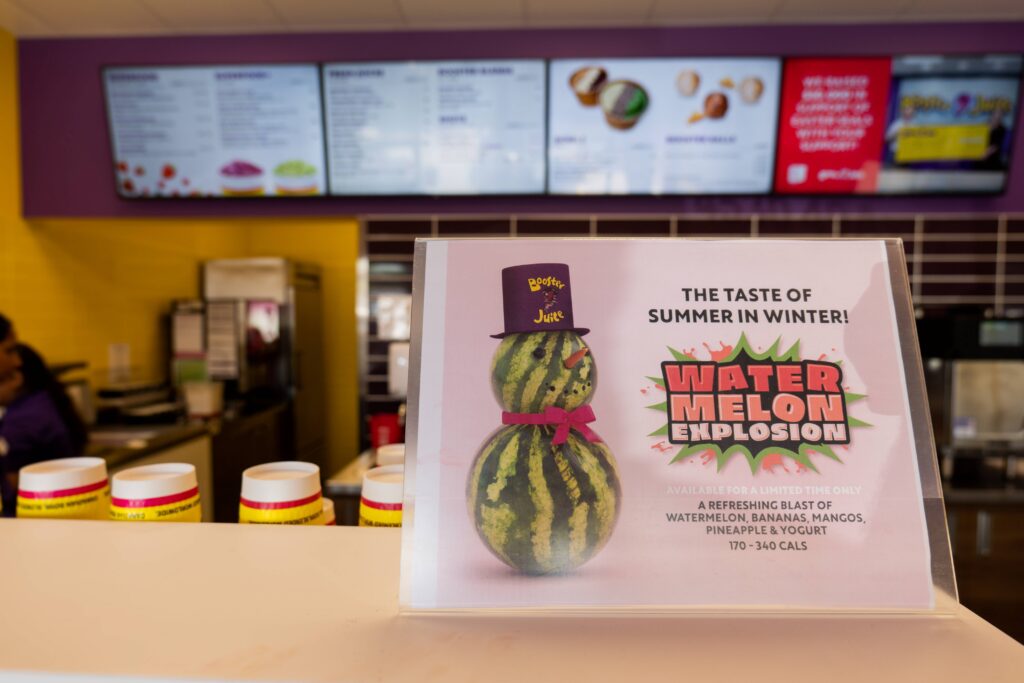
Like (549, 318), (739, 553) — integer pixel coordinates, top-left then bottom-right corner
(0, 519), (1020, 682)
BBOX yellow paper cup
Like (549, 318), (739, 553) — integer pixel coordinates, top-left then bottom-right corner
(322, 497), (336, 526)
(17, 457), (110, 520)
(110, 463), (201, 523)
(238, 461), (324, 525)
(375, 443), (405, 467)
(359, 465), (404, 527)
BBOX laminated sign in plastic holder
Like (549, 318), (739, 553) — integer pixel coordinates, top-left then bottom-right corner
(399, 239), (956, 612)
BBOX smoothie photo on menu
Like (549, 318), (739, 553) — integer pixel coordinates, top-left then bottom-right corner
(273, 160), (320, 196)
(219, 160), (265, 196)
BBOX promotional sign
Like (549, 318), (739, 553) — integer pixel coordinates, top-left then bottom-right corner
(548, 58), (781, 195)
(400, 239), (953, 611)
(774, 58), (892, 193)
(103, 65), (326, 198)
(323, 61), (547, 195)
(775, 54), (1022, 195)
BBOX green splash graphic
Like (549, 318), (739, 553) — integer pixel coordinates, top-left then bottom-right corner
(646, 334), (870, 474)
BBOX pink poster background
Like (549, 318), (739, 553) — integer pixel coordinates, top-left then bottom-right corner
(416, 239), (934, 609)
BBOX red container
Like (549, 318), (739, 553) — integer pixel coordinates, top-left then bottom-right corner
(370, 413), (402, 449)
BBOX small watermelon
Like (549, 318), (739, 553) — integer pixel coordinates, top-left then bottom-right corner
(491, 331), (596, 413)
(466, 424), (621, 575)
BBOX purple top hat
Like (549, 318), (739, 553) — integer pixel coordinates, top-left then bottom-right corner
(491, 263), (590, 339)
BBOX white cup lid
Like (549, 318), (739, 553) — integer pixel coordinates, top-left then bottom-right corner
(376, 443), (405, 467)
(112, 463), (198, 501)
(18, 457), (108, 494)
(241, 461), (321, 503)
(322, 497), (336, 524)
(362, 465), (404, 505)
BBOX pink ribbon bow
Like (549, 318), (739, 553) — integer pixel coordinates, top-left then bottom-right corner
(501, 405), (602, 445)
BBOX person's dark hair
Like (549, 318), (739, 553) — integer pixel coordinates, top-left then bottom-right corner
(0, 313), (11, 342)
(15, 344), (88, 455)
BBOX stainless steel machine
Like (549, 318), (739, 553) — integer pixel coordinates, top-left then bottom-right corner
(199, 258), (327, 468)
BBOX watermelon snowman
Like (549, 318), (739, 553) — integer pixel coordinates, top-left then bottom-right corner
(467, 263), (621, 575)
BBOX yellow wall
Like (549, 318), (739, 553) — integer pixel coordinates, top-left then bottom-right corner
(0, 29), (360, 472)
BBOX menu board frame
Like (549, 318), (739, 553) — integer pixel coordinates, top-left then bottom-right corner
(320, 59), (550, 198)
(100, 62), (330, 201)
(771, 53), (1024, 198)
(98, 53), (1023, 201)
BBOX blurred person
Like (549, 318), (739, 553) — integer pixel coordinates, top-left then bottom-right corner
(885, 102), (916, 161)
(0, 344), (88, 515)
(0, 314), (21, 407)
(982, 104), (1009, 170)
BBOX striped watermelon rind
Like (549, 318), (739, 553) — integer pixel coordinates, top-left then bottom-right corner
(490, 332), (596, 413)
(466, 424), (621, 575)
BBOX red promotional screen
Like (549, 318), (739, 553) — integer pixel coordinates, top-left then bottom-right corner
(774, 58), (893, 194)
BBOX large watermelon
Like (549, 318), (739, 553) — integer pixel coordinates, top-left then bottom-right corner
(490, 331), (596, 413)
(466, 424), (621, 575)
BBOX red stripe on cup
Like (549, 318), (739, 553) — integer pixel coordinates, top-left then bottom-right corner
(111, 486), (199, 509)
(18, 478), (108, 500)
(360, 498), (403, 511)
(239, 491), (321, 510)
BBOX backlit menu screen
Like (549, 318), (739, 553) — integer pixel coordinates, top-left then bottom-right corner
(322, 60), (547, 195)
(774, 54), (1023, 194)
(548, 58), (782, 195)
(103, 65), (326, 198)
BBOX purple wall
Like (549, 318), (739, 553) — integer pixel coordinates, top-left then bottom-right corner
(18, 23), (1024, 218)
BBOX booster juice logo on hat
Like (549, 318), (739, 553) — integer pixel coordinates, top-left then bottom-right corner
(527, 273), (566, 323)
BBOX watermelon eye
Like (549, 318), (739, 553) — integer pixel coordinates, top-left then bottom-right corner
(548, 384), (556, 392)
(532, 347), (546, 360)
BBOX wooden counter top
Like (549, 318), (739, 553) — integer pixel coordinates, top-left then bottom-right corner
(0, 519), (1020, 682)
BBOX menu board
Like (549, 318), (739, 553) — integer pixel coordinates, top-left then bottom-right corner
(775, 54), (1023, 194)
(323, 61), (546, 195)
(548, 58), (782, 195)
(103, 65), (326, 198)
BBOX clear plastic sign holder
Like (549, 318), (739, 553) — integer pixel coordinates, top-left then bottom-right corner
(399, 238), (957, 615)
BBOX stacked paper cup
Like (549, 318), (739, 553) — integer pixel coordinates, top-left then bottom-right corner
(359, 465), (404, 527)
(322, 497), (336, 526)
(17, 457), (110, 520)
(375, 443), (405, 467)
(109, 463), (202, 523)
(238, 461), (324, 525)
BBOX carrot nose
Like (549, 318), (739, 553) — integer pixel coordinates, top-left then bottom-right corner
(564, 347), (589, 369)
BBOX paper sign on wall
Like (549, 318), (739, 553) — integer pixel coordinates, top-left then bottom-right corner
(400, 239), (954, 612)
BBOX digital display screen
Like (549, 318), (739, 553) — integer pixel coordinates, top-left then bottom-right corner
(979, 320), (1023, 347)
(322, 60), (547, 195)
(775, 54), (1023, 195)
(103, 65), (327, 198)
(547, 58), (782, 195)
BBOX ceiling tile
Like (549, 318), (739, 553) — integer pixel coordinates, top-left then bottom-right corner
(268, 0), (404, 29)
(9, 0), (167, 35)
(908, 0), (1024, 18)
(525, 0), (655, 26)
(141, 0), (284, 32)
(0, 0), (52, 36)
(650, 0), (782, 23)
(398, 0), (525, 27)
(775, 0), (914, 20)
